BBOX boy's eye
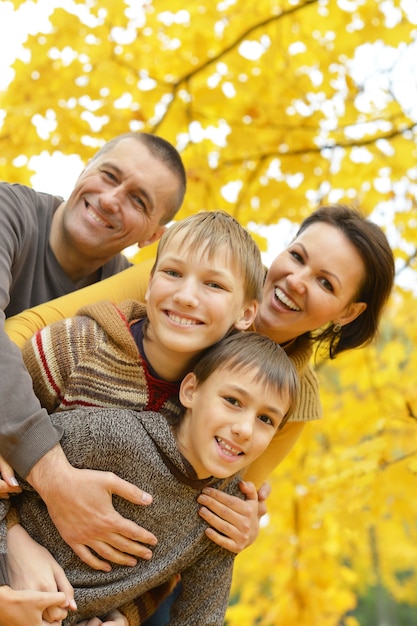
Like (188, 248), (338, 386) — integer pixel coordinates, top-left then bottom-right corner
(258, 414), (274, 426)
(164, 269), (181, 278)
(206, 281), (224, 290)
(224, 396), (240, 407)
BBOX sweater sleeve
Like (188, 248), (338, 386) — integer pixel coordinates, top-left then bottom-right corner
(0, 501), (11, 586)
(0, 316), (63, 477)
(22, 315), (100, 413)
(170, 549), (234, 626)
(5, 259), (154, 349)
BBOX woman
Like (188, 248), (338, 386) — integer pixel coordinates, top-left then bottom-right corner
(1, 204), (395, 626)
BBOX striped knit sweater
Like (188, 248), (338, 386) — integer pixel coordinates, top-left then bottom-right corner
(1, 407), (241, 625)
(22, 299), (182, 418)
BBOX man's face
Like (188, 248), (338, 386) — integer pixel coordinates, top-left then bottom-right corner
(60, 137), (181, 262)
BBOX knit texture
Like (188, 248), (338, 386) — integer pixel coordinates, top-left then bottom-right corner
(23, 299), (182, 419)
(4, 408), (240, 626)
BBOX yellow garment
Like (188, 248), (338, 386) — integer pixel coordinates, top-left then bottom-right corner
(5, 255), (313, 487)
(5, 259), (154, 348)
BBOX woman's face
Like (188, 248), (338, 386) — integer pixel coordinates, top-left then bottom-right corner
(256, 222), (367, 344)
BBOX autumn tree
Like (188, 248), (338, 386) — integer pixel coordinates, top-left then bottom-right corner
(1, 1), (416, 624)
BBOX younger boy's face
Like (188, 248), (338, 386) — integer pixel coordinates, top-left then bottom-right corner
(177, 365), (290, 479)
(145, 236), (257, 364)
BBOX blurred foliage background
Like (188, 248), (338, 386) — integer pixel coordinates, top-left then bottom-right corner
(1, 1), (416, 624)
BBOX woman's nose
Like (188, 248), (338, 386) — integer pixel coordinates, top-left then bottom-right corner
(286, 269), (307, 294)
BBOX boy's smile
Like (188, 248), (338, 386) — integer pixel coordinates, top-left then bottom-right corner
(143, 236), (257, 381)
(177, 365), (290, 480)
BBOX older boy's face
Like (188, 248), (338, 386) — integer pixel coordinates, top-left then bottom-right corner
(177, 365), (290, 480)
(144, 238), (257, 364)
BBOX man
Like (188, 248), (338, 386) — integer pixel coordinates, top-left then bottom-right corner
(0, 132), (186, 573)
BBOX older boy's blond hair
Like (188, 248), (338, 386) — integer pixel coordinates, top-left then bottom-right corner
(153, 211), (265, 303)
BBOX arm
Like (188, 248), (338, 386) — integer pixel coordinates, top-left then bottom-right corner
(5, 260), (154, 349)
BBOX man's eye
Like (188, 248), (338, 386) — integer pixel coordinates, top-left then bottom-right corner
(131, 194), (147, 211)
(102, 170), (118, 182)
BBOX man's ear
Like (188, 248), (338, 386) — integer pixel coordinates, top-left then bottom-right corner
(234, 300), (258, 331)
(179, 372), (198, 409)
(339, 301), (367, 327)
(138, 226), (166, 249)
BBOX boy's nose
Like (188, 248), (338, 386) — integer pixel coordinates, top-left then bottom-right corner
(231, 416), (254, 441)
(173, 278), (200, 308)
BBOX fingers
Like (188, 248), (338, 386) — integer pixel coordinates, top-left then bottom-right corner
(257, 481), (272, 503)
(71, 529), (156, 572)
(197, 486), (259, 553)
(109, 474), (152, 506)
(43, 604), (68, 623)
(53, 564), (77, 611)
(0, 455), (21, 497)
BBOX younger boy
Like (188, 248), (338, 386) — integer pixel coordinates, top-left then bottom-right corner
(1, 331), (298, 625)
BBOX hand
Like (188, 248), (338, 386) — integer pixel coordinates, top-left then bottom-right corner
(0, 585), (68, 626)
(197, 480), (265, 553)
(76, 609), (128, 626)
(257, 481), (271, 519)
(0, 455), (21, 499)
(7, 523), (77, 619)
(27, 445), (157, 571)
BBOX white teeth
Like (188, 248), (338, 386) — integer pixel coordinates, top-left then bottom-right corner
(216, 437), (243, 456)
(274, 287), (301, 311)
(87, 207), (108, 227)
(168, 312), (199, 326)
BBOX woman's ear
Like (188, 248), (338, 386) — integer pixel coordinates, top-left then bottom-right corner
(234, 300), (258, 330)
(339, 301), (367, 327)
(179, 372), (198, 409)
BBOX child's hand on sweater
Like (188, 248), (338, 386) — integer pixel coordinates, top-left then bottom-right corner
(0, 585), (68, 626)
(7, 524), (76, 615)
(76, 609), (128, 626)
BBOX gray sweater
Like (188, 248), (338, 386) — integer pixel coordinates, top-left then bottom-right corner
(1, 407), (240, 625)
(0, 182), (130, 476)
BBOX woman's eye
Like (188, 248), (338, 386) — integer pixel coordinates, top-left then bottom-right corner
(319, 277), (334, 292)
(289, 250), (303, 263)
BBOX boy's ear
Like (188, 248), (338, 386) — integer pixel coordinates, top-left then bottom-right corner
(179, 372), (198, 408)
(234, 300), (258, 331)
(138, 226), (166, 249)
